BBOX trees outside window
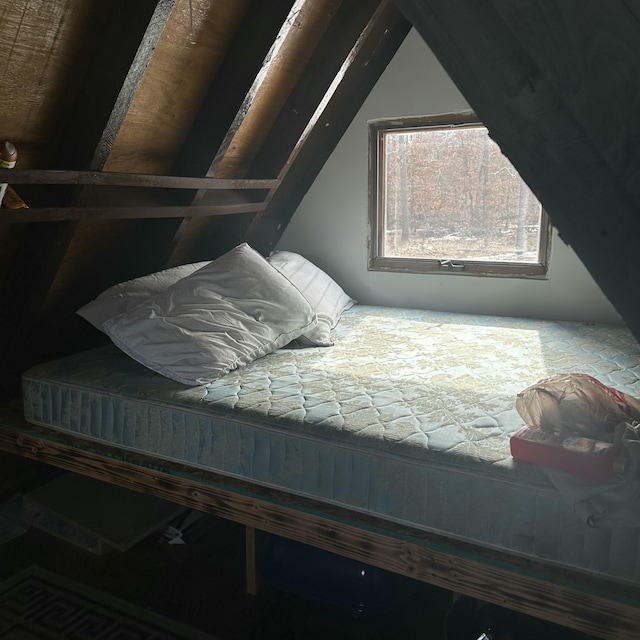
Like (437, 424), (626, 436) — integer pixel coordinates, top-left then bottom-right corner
(368, 113), (551, 278)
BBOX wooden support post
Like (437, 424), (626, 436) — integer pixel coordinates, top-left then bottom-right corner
(245, 525), (260, 596)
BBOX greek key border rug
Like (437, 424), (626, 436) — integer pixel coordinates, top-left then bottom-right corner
(0, 566), (218, 639)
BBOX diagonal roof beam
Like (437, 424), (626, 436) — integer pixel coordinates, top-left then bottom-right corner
(0, 0), (176, 400)
(244, 0), (411, 253)
(173, 0), (410, 262)
(2, 0), (176, 316)
(168, 0), (343, 264)
(391, 0), (640, 340)
(205, 0), (344, 182)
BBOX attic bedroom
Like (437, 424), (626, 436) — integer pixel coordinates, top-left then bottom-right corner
(1, 2), (640, 639)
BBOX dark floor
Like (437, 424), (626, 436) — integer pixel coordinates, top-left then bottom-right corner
(0, 455), (601, 640)
(0, 512), (253, 639)
(0, 514), (455, 639)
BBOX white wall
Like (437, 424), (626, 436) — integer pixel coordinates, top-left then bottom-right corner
(277, 30), (621, 324)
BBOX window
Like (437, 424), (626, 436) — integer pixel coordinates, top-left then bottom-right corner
(368, 113), (551, 278)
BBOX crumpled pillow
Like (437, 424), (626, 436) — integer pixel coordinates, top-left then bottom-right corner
(268, 250), (355, 346)
(103, 243), (318, 385)
(77, 261), (210, 332)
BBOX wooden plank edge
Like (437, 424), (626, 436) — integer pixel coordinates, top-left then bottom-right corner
(0, 169), (278, 190)
(245, 525), (259, 596)
(1, 202), (267, 223)
(89, 0), (177, 171)
(0, 420), (636, 639)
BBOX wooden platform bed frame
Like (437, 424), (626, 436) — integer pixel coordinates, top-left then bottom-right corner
(0, 401), (638, 640)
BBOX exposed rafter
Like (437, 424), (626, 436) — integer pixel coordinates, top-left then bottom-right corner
(168, 0), (345, 264)
(246, 0), (411, 253)
(169, 0), (410, 262)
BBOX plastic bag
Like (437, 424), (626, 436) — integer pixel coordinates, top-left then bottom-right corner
(516, 373), (640, 439)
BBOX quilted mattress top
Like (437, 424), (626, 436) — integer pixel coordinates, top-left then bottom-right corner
(23, 305), (640, 485)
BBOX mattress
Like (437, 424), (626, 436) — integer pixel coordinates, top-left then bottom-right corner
(22, 305), (640, 583)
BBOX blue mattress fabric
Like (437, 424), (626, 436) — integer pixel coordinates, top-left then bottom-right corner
(22, 306), (640, 584)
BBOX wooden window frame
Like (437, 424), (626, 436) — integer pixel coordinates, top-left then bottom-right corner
(368, 113), (552, 279)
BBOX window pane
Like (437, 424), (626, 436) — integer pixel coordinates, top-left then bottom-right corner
(382, 125), (543, 263)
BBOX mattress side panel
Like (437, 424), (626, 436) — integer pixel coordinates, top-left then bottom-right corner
(21, 306), (640, 583)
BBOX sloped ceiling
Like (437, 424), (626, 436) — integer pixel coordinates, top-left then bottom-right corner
(0, 0), (410, 400)
(393, 0), (640, 342)
(1, 0), (639, 402)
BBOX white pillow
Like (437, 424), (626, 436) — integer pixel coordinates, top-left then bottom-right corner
(77, 261), (210, 332)
(103, 244), (318, 386)
(267, 250), (355, 346)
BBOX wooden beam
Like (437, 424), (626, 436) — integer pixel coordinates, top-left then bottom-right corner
(0, 411), (637, 640)
(174, 0), (410, 261)
(245, 0), (411, 253)
(0, 1), (176, 401)
(0, 169), (277, 191)
(81, 0), (178, 172)
(173, 0), (296, 180)
(250, 0), (393, 175)
(1, 203), (267, 224)
(0, 169), (273, 221)
(206, 0), (344, 182)
(160, 0), (297, 266)
(169, 0), (343, 263)
(391, 0), (640, 340)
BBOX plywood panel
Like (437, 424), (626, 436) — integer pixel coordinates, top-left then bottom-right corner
(0, 1), (112, 167)
(105, 0), (251, 175)
(489, 1), (640, 210)
(212, 0), (343, 179)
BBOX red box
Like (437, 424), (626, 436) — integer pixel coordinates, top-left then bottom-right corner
(510, 425), (624, 481)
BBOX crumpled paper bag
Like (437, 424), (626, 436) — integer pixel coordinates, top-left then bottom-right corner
(516, 373), (640, 439)
(516, 373), (640, 526)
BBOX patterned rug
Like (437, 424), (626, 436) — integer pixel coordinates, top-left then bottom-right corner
(0, 566), (219, 639)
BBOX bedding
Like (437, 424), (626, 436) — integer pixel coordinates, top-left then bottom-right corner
(77, 260), (210, 332)
(102, 244), (318, 385)
(22, 305), (640, 586)
(266, 250), (355, 346)
(76, 245), (356, 383)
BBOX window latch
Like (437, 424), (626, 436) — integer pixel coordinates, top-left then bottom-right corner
(439, 259), (465, 271)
